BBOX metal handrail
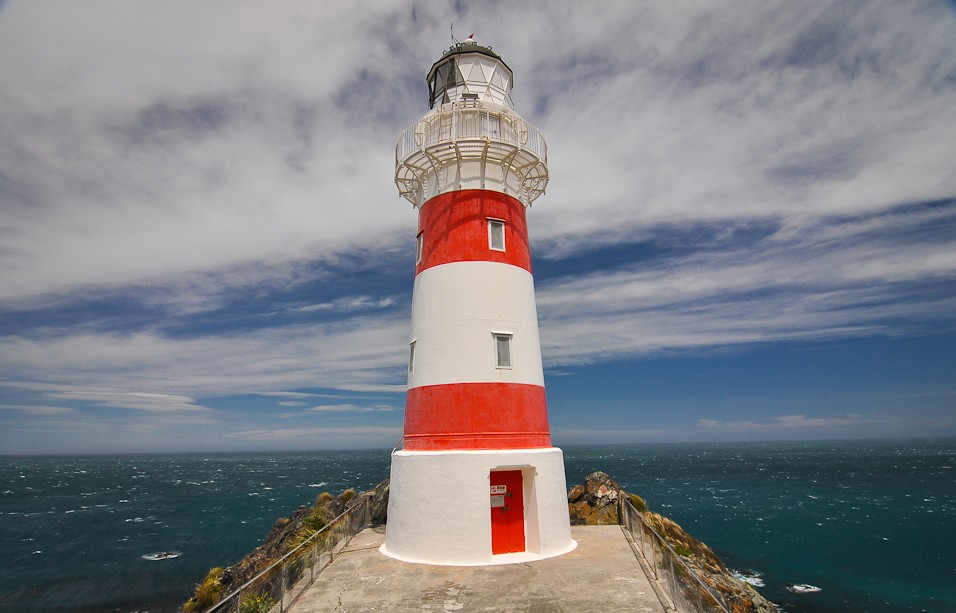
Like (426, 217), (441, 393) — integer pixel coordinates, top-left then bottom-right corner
(394, 102), (550, 207)
(620, 497), (731, 613)
(395, 103), (547, 166)
(205, 494), (372, 613)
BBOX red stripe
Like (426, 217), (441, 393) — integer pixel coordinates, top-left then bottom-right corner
(417, 190), (531, 275)
(404, 382), (552, 450)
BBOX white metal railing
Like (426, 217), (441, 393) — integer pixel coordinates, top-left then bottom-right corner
(204, 494), (372, 613)
(619, 497), (732, 613)
(196, 484), (729, 613)
(394, 102), (549, 207)
(395, 104), (547, 167)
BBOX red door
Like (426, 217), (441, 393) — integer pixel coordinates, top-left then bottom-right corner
(490, 470), (525, 554)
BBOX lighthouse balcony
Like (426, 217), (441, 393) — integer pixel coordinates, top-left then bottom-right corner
(395, 103), (549, 208)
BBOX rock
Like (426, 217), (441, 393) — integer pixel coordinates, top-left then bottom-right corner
(365, 479), (390, 525)
(567, 471), (621, 525)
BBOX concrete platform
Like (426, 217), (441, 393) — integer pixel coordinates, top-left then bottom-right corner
(287, 525), (667, 612)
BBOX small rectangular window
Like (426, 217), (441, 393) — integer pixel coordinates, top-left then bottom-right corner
(488, 219), (505, 252)
(408, 340), (416, 376)
(493, 333), (512, 369)
(416, 232), (423, 265)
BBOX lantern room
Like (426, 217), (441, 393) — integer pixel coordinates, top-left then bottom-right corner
(427, 37), (515, 110)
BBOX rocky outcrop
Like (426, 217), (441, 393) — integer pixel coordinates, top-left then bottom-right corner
(643, 511), (776, 613)
(567, 472), (776, 613)
(568, 470), (621, 525)
(363, 479), (390, 525)
(183, 480), (389, 612)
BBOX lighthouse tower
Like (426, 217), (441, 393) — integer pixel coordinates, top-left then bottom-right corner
(382, 36), (575, 565)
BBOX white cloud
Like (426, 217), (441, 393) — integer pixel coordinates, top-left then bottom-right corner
(0, 1), (954, 450)
(553, 427), (671, 443)
(0, 317), (409, 396)
(308, 404), (399, 413)
(46, 389), (211, 413)
(224, 426), (401, 445)
(0, 404), (74, 416)
(277, 296), (397, 315)
(1, 1), (953, 302)
(698, 414), (866, 430)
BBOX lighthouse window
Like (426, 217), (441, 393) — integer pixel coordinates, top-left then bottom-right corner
(416, 232), (423, 265)
(408, 340), (416, 376)
(493, 333), (513, 369)
(488, 219), (505, 252)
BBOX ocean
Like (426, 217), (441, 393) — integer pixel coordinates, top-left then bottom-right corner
(1, 439), (953, 612)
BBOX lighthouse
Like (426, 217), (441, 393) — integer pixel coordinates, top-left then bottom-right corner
(381, 36), (575, 565)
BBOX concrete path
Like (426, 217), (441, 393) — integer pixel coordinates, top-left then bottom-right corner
(287, 525), (667, 613)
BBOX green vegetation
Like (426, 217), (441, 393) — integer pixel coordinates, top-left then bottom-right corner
(339, 488), (356, 503)
(626, 492), (647, 514)
(183, 567), (224, 612)
(239, 592), (275, 613)
(302, 504), (328, 533)
(673, 544), (693, 557)
(289, 493), (332, 549)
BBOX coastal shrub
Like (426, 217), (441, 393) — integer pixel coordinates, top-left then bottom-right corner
(339, 488), (356, 503)
(239, 592), (275, 613)
(303, 505), (328, 533)
(673, 544), (693, 557)
(626, 492), (647, 514)
(315, 491), (334, 506)
(287, 555), (307, 587)
(183, 567), (224, 612)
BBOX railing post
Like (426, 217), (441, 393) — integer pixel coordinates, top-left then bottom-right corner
(279, 563), (286, 613)
(670, 553), (678, 609)
(310, 541), (316, 582)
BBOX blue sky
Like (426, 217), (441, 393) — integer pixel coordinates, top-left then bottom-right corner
(1, 1), (955, 454)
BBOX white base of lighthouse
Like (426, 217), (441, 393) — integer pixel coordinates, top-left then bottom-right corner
(381, 447), (576, 566)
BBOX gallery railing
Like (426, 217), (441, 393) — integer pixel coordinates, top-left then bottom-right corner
(207, 494), (372, 613)
(394, 101), (550, 207)
(619, 497), (731, 613)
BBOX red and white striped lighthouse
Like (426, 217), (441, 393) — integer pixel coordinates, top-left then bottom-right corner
(381, 36), (575, 565)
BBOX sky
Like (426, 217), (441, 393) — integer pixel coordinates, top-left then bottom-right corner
(1, 1), (955, 455)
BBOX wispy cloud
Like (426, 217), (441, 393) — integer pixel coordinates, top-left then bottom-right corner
(0, 1), (953, 451)
(224, 426), (401, 444)
(274, 296), (397, 316)
(0, 404), (74, 416)
(46, 389), (211, 413)
(537, 203), (956, 364)
(308, 404), (400, 413)
(698, 414), (866, 430)
(0, 318), (409, 396)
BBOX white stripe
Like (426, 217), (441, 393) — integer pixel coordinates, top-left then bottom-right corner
(408, 261), (544, 388)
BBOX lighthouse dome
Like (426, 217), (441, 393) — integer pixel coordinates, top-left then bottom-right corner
(426, 37), (514, 110)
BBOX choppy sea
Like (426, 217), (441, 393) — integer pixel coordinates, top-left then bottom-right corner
(1, 439), (953, 612)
